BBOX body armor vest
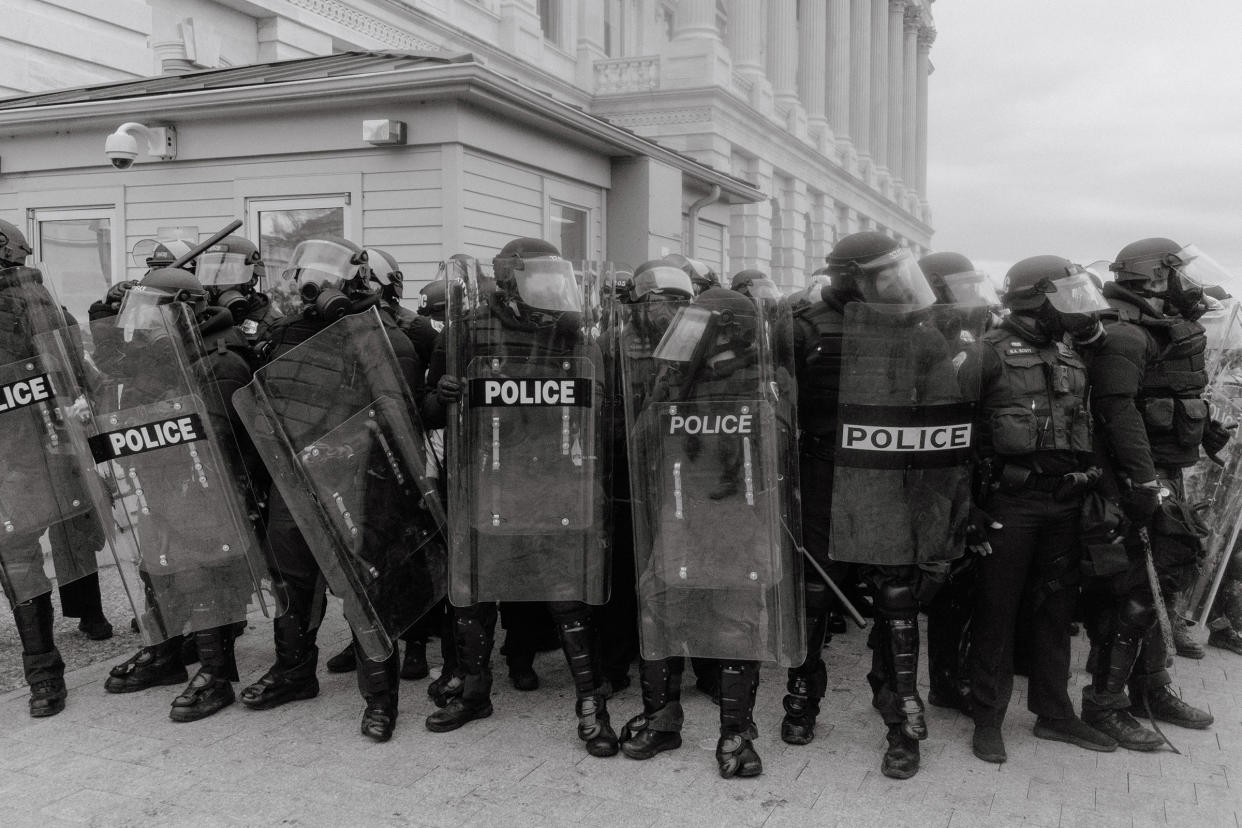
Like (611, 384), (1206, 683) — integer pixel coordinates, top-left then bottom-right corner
(1137, 315), (1208, 467)
(978, 326), (1091, 458)
(793, 302), (844, 438)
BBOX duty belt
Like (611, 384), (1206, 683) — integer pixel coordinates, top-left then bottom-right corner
(996, 464), (1062, 493)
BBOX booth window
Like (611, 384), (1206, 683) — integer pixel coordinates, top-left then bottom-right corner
(30, 208), (116, 327)
(247, 195), (349, 314)
(549, 201), (588, 263)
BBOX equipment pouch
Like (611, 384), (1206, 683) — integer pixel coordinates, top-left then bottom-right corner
(1150, 495), (1209, 568)
(1081, 542), (1131, 578)
(1141, 397), (1175, 431)
(1174, 397), (1208, 447)
(1079, 488), (1126, 548)
(990, 407), (1038, 455)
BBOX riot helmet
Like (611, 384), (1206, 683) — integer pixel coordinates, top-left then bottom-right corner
(1003, 256), (1109, 342)
(730, 269), (781, 303)
(132, 238), (197, 273)
(419, 279), (447, 320)
(0, 219), (32, 267)
(826, 231), (935, 307)
(197, 235), (263, 325)
(1112, 237), (1233, 314)
(663, 253), (719, 295)
(492, 238), (580, 313)
(631, 260), (694, 303)
(116, 267), (207, 341)
(366, 247), (404, 305)
(918, 251), (1000, 307)
(282, 237), (371, 322)
(654, 286), (756, 365)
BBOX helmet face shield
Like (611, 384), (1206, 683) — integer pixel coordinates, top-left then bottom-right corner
(940, 270), (1000, 307)
(742, 277), (782, 302)
(652, 304), (714, 363)
(1171, 244), (1236, 294)
(115, 285), (176, 342)
(196, 251), (255, 287)
(1045, 269), (1109, 314)
(856, 249), (936, 307)
(511, 256), (582, 312)
(631, 265), (693, 302)
(132, 238), (194, 270)
(281, 240), (363, 288)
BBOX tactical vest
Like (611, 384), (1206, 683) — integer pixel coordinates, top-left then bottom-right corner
(793, 301), (844, 438)
(1137, 316), (1208, 467)
(978, 327), (1091, 457)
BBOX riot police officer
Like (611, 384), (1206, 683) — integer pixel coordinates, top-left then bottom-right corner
(95, 267), (263, 722)
(1082, 237), (1222, 748)
(617, 285), (801, 778)
(423, 238), (618, 758)
(809, 231), (974, 779)
(664, 253), (719, 296)
(239, 237), (435, 742)
(960, 256), (1117, 763)
(195, 235), (281, 349)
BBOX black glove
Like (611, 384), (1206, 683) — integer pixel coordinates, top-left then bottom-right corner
(106, 279), (137, 308)
(1203, 418), (1234, 463)
(1120, 485), (1161, 524)
(1054, 466), (1101, 501)
(965, 506), (1000, 556)
(436, 375), (463, 405)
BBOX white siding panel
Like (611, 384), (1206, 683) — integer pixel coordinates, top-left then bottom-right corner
(365, 208), (442, 229)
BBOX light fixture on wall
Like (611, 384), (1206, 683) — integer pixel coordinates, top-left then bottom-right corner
(104, 122), (177, 169)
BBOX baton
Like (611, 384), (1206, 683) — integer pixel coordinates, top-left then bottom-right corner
(780, 518), (867, 629)
(1137, 524), (1182, 754)
(169, 219), (243, 270)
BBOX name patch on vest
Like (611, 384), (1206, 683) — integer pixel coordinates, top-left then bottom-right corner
(1006, 347), (1037, 356)
(89, 414), (207, 462)
(0, 373), (52, 414)
(469, 378), (592, 407)
(667, 410), (754, 436)
(836, 402), (975, 469)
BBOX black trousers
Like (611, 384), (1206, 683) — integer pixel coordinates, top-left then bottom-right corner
(969, 489), (1080, 725)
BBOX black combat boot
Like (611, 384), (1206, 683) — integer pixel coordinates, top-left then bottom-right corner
(425, 672), (493, 731)
(170, 625), (238, 722)
(782, 592), (830, 745)
(1082, 629), (1163, 751)
(576, 694), (619, 757)
(240, 612), (319, 710)
(1127, 684), (1214, 730)
(105, 637), (188, 694)
(717, 661), (762, 777)
(14, 594), (67, 718)
(621, 658), (684, 759)
(357, 643), (401, 742)
(716, 732), (762, 779)
(882, 722), (921, 778)
(325, 644), (357, 674)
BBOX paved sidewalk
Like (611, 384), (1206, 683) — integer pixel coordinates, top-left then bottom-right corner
(0, 602), (1239, 827)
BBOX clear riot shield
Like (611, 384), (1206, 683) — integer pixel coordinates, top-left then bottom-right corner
(233, 307), (447, 660)
(1179, 301), (1242, 626)
(444, 256), (610, 605)
(619, 296), (804, 665)
(830, 303), (982, 566)
(35, 301), (269, 643)
(0, 264), (101, 605)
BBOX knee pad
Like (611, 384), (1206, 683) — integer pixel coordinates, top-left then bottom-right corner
(876, 581), (918, 619)
(1118, 593), (1157, 633)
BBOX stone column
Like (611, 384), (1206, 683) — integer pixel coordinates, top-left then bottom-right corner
(916, 25), (934, 207)
(664, 0), (732, 88)
(826, 0), (852, 157)
(768, 0), (804, 134)
(887, 0), (906, 185)
(869, 0), (889, 181)
(799, 0), (830, 146)
(848, 0), (871, 172)
(728, 0), (773, 111)
(806, 190), (832, 268)
(902, 8), (919, 203)
(771, 174), (808, 291)
(576, 0), (607, 90)
(730, 155), (773, 273)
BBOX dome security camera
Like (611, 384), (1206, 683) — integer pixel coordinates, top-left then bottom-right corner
(104, 122), (176, 169)
(104, 130), (139, 169)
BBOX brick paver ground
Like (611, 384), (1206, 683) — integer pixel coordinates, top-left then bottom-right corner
(1, 598), (1238, 827)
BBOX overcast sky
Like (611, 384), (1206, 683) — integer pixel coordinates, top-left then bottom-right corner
(926, 0), (1242, 282)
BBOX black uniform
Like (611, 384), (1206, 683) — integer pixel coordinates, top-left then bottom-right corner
(1082, 282), (1213, 732)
